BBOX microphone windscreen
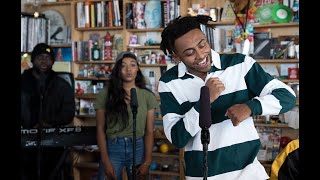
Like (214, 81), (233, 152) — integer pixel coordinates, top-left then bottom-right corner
(199, 86), (211, 129)
(130, 88), (138, 108)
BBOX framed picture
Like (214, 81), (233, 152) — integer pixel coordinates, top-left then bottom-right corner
(54, 47), (72, 61)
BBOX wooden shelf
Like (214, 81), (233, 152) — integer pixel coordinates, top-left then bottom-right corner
(281, 79), (299, 83)
(254, 123), (289, 128)
(128, 45), (161, 49)
(76, 115), (96, 119)
(27, 1), (71, 6)
(50, 44), (72, 48)
(154, 134), (167, 139)
(208, 21), (235, 25)
(75, 162), (99, 170)
(75, 94), (97, 99)
(149, 170), (179, 176)
(126, 28), (164, 32)
(140, 64), (167, 67)
(207, 21), (298, 28)
(259, 160), (272, 167)
(75, 162), (180, 176)
(74, 61), (167, 67)
(254, 22), (299, 28)
(75, 26), (123, 31)
(75, 77), (110, 81)
(74, 60), (115, 64)
(256, 59), (299, 63)
(152, 152), (179, 158)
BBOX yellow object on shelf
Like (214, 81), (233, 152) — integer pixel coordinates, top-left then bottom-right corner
(159, 143), (169, 153)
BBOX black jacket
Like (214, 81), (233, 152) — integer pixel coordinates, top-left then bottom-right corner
(21, 69), (75, 128)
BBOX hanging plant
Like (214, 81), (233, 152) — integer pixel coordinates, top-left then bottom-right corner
(230, 0), (257, 43)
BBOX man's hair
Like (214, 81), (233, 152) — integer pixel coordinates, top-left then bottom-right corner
(160, 15), (214, 56)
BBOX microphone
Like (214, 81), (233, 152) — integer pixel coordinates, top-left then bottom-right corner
(130, 88), (138, 180)
(199, 86), (211, 180)
(199, 86), (211, 129)
(50, 26), (63, 40)
(130, 88), (138, 114)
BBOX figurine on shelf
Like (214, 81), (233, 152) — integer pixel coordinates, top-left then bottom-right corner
(197, 3), (209, 16)
(104, 32), (113, 60)
(76, 82), (85, 95)
(187, 8), (198, 16)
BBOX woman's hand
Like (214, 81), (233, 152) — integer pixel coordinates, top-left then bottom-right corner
(104, 161), (116, 180)
(136, 163), (149, 180)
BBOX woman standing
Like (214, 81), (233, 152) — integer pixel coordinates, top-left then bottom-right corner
(95, 52), (158, 180)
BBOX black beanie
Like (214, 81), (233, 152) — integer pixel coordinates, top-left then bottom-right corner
(31, 43), (55, 63)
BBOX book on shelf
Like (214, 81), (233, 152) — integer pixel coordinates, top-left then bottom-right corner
(125, 3), (134, 29)
(76, 0), (122, 28)
(256, 126), (281, 162)
(84, 1), (92, 28)
(145, 0), (162, 28)
(21, 16), (48, 52)
(90, 3), (96, 28)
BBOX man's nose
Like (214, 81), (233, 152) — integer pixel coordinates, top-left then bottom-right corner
(195, 48), (205, 60)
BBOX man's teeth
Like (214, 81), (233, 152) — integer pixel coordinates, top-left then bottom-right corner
(198, 58), (206, 66)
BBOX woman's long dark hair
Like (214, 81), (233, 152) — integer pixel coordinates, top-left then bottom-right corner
(105, 53), (147, 130)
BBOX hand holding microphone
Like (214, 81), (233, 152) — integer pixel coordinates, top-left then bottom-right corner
(205, 77), (225, 103)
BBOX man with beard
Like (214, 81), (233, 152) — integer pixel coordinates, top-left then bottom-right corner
(21, 43), (75, 180)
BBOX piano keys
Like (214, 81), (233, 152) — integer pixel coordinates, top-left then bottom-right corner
(21, 126), (97, 148)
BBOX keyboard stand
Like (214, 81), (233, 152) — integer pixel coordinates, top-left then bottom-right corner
(48, 147), (71, 180)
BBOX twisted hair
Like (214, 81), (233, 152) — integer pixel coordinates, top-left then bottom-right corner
(160, 15), (214, 56)
(105, 53), (147, 130)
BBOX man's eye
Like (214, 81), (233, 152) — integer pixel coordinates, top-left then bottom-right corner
(199, 42), (207, 48)
(184, 50), (194, 56)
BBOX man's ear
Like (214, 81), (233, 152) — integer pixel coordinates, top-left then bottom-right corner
(172, 54), (181, 63)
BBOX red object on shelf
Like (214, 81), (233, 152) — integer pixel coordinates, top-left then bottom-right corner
(104, 32), (112, 60)
(280, 136), (292, 149)
(288, 67), (299, 79)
